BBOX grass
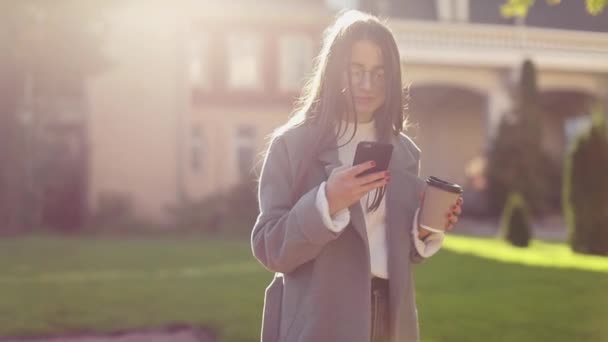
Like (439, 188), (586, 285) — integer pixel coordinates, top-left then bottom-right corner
(0, 235), (268, 341)
(0, 234), (607, 341)
(416, 235), (608, 342)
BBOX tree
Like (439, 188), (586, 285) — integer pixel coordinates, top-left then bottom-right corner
(0, 41), (26, 231)
(502, 0), (607, 17)
(0, 1), (118, 231)
(563, 105), (608, 255)
(485, 59), (554, 217)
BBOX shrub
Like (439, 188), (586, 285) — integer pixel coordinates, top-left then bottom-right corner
(501, 192), (532, 247)
(168, 180), (259, 237)
(563, 106), (608, 256)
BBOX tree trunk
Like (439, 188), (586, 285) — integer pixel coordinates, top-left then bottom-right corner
(0, 59), (27, 232)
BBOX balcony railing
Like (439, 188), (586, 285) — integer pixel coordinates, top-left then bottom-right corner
(390, 19), (608, 72)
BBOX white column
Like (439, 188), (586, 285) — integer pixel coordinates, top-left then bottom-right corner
(600, 76), (608, 118)
(486, 80), (512, 144)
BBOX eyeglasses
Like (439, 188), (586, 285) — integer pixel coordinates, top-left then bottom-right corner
(349, 68), (385, 88)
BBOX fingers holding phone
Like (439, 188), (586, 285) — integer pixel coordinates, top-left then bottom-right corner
(355, 168), (391, 193)
(325, 161), (390, 216)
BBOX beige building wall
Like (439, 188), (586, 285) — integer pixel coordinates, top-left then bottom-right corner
(185, 107), (290, 200)
(407, 88), (486, 186)
(405, 64), (501, 95)
(538, 70), (605, 97)
(86, 3), (187, 223)
(537, 70), (607, 160)
(404, 64), (491, 186)
(85, 1), (322, 223)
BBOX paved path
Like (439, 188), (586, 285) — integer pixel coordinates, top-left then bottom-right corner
(456, 214), (568, 242)
(0, 327), (215, 342)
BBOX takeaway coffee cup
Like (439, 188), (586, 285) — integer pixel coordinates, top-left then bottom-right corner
(418, 176), (463, 234)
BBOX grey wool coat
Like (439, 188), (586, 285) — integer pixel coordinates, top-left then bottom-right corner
(251, 122), (428, 342)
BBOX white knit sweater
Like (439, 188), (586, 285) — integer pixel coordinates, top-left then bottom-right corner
(315, 121), (444, 279)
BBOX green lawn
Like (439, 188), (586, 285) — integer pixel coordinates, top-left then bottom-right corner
(0, 234), (607, 341)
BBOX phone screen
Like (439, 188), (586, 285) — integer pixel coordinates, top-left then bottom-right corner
(352, 141), (393, 177)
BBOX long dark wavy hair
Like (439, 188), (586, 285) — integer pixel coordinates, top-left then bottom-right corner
(274, 10), (410, 211)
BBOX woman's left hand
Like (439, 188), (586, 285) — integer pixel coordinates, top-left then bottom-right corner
(445, 196), (463, 232)
(418, 194), (464, 240)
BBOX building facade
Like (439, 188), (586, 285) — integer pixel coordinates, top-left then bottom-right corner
(86, 0), (608, 224)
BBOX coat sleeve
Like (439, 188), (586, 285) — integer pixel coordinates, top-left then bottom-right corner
(407, 149), (427, 264)
(407, 153), (444, 263)
(251, 135), (342, 274)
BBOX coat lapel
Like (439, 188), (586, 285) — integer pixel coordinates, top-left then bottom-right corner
(318, 143), (342, 177)
(386, 141), (416, 209)
(385, 135), (421, 212)
(385, 135), (426, 337)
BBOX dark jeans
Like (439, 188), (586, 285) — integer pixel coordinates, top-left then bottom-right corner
(371, 277), (390, 342)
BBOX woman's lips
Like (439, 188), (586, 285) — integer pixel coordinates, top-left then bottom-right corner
(355, 96), (374, 104)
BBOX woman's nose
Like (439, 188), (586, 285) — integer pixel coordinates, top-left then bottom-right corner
(360, 71), (372, 90)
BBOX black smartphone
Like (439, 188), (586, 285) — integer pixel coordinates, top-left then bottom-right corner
(352, 141), (393, 177)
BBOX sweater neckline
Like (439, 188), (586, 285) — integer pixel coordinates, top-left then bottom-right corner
(337, 120), (376, 145)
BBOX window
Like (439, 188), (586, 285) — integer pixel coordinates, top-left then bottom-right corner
(455, 0), (470, 22)
(436, 0), (469, 22)
(227, 33), (262, 90)
(326, 0), (360, 10)
(377, 0), (390, 15)
(235, 125), (256, 180)
(188, 36), (208, 88)
(191, 125), (204, 172)
(565, 115), (592, 150)
(279, 33), (314, 92)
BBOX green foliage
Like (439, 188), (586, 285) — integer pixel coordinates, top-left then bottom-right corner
(587, 0), (608, 14)
(501, 192), (532, 247)
(502, 0), (607, 17)
(563, 106), (608, 256)
(501, 0), (536, 17)
(168, 180), (259, 237)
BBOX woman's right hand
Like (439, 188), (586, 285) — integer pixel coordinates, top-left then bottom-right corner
(325, 161), (391, 216)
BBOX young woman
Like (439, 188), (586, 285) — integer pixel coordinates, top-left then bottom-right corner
(251, 10), (463, 342)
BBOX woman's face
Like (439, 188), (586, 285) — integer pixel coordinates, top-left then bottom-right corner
(344, 39), (386, 122)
